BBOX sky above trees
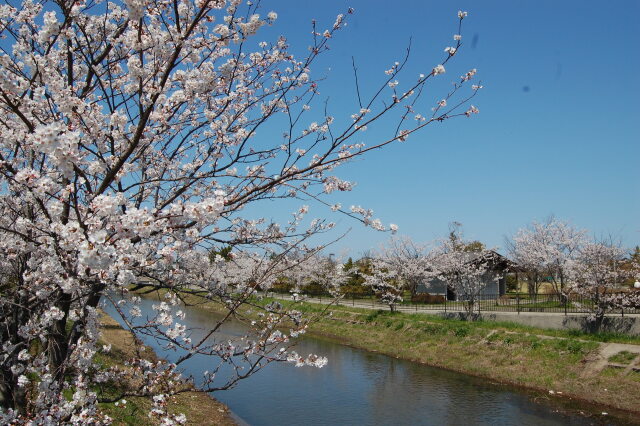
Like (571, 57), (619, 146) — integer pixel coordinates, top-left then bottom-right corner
(251, 0), (639, 255)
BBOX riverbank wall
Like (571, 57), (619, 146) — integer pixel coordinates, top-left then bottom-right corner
(439, 312), (640, 336)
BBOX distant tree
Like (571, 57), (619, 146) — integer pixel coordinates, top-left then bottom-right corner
(430, 225), (497, 318)
(280, 251), (316, 296)
(448, 222), (485, 252)
(360, 236), (431, 310)
(619, 246), (640, 286)
(570, 239), (639, 331)
(463, 240), (486, 252)
(339, 257), (374, 297)
(375, 236), (429, 297)
(505, 234), (542, 296)
(344, 257), (355, 271)
(209, 245), (234, 262)
(306, 255), (348, 296)
(362, 260), (403, 312)
(510, 217), (587, 302)
(505, 274), (519, 292)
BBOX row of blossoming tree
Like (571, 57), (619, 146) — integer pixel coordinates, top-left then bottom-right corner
(0, 0), (483, 422)
(285, 224), (510, 316)
(279, 220), (639, 325)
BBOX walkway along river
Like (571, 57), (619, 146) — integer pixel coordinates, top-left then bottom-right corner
(104, 296), (632, 425)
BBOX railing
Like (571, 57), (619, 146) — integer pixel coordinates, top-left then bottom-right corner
(267, 291), (640, 316)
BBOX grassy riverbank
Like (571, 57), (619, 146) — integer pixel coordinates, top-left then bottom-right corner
(153, 290), (640, 419)
(98, 312), (236, 425)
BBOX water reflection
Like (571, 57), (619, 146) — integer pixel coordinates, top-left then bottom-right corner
(104, 297), (624, 426)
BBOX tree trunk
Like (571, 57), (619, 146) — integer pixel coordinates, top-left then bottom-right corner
(527, 272), (539, 297)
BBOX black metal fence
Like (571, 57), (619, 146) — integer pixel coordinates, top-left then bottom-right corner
(272, 292), (640, 316)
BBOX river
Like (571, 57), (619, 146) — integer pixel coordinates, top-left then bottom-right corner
(104, 296), (629, 425)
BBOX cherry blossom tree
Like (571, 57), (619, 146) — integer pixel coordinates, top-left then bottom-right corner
(306, 254), (349, 297)
(361, 258), (403, 312)
(359, 237), (431, 311)
(428, 227), (498, 317)
(510, 217), (587, 303)
(277, 251), (346, 298)
(570, 239), (639, 331)
(505, 235), (542, 295)
(0, 0), (481, 421)
(375, 236), (430, 298)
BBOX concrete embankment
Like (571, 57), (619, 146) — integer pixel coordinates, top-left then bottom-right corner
(441, 311), (640, 336)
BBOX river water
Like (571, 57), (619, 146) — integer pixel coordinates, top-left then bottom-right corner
(104, 296), (630, 425)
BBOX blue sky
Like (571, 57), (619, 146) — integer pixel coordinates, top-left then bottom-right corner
(252, 1), (639, 256)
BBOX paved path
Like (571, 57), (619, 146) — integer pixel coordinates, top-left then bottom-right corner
(269, 293), (640, 319)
